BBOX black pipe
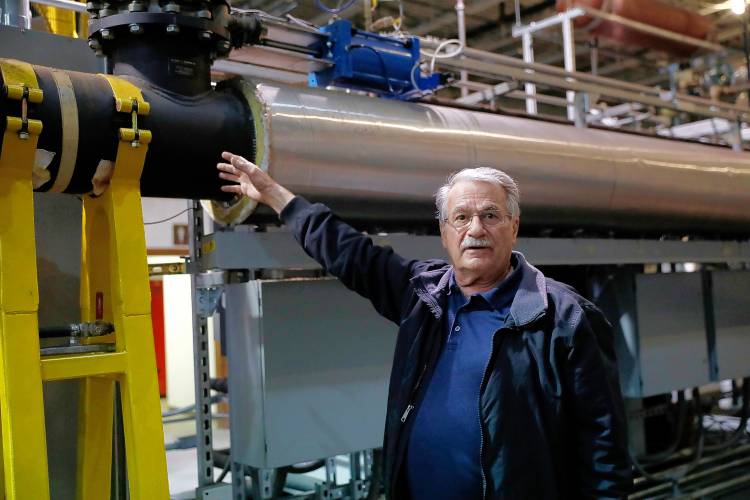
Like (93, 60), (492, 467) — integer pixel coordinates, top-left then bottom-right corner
(0, 66), (255, 200)
(39, 321), (115, 339)
(108, 32), (213, 96)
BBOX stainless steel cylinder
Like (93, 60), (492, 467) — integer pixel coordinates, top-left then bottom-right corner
(209, 81), (750, 236)
(1, 0), (30, 27)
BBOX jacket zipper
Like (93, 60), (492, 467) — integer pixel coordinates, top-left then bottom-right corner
(478, 329), (503, 500)
(400, 362), (427, 424)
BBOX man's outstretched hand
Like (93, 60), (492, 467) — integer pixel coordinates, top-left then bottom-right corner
(217, 152), (294, 214)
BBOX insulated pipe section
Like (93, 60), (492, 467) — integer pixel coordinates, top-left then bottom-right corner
(0, 61), (254, 199)
(209, 81), (750, 236)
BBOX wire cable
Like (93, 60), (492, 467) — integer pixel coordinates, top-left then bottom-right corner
(314, 0), (358, 14)
(629, 389), (706, 496)
(421, 38), (463, 74)
(704, 377), (750, 453)
(639, 393), (688, 464)
(144, 208), (189, 225)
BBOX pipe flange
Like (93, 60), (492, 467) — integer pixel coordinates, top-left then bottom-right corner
(203, 78), (267, 226)
(87, 0), (232, 58)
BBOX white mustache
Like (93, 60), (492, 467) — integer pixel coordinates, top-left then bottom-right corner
(461, 236), (491, 250)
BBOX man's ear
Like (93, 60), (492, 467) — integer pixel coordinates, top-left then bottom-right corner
(512, 217), (520, 243)
(439, 221), (448, 249)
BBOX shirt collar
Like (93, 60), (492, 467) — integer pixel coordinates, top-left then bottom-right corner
(448, 254), (522, 312)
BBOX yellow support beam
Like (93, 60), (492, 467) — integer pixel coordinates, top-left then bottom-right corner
(0, 59), (168, 500)
(76, 74), (168, 500)
(0, 59), (51, 500)
(40, 352), (127, 381)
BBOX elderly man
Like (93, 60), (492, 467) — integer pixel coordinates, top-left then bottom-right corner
(217, 152), (631, 499)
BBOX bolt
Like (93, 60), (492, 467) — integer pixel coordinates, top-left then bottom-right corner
(99, 7), (114, 16)
(129, 23), (143, 34)
(166, 24), (179, 34)
(217, 40), (231, 52)
(196, 9), (211, 19)
(198, 30), (212, 41)
(127, 1), (143, 12)
(18, 131), (29, 140)
(130, 141), (140, 148)
(164, 2), (180, 13)
(100, 28), (113, 39)
(88, 39), (101, 51)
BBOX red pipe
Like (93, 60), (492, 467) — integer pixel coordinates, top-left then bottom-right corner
(557, 0), (714, 56)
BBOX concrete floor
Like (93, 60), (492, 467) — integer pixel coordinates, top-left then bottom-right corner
(165, 419), (367, 499)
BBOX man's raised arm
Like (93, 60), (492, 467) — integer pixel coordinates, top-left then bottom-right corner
(217, 152), (423, 324)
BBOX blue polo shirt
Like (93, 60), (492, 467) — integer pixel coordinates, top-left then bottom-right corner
(405, 259), (521, 500)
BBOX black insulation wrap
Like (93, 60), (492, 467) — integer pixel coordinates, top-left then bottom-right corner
(65, 70), (120, 194)
(5, 65), (255, 199)
(28, 67), (119, 194)
(108, 33), (213, 97)
(27, 65), (62, 190)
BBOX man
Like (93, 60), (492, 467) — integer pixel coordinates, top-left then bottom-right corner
(217, 152), (632, 499)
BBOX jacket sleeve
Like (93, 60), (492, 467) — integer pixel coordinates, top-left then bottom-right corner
(565, 304), (632, 499)
(280, 196), (418, 324)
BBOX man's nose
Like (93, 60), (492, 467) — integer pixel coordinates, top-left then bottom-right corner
(466, 215), (487, 236)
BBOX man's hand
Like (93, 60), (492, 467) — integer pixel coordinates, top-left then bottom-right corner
(217, 151), (295, 214)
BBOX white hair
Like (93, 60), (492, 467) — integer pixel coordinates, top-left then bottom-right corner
(435, 167), (520, 221)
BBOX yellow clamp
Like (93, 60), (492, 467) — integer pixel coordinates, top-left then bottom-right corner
(99, 74), (152, 147)
(0, 59), (44, 140)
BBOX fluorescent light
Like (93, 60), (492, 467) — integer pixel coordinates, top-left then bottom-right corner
(731, 0), (746, 15)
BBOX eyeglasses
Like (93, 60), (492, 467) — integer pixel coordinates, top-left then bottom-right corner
(443, 209), (513, 231)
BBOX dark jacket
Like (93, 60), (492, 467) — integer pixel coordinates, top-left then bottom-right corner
(281, 197), (632, 500)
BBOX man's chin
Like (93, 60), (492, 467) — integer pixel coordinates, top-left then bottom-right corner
(459, 255), (491, 270)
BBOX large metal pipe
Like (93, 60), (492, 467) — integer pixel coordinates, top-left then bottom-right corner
(3, 61), (750, 236)
(209, 81), (750, 236)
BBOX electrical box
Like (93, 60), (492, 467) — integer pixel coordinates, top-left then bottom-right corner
(225, 278), (396, 468)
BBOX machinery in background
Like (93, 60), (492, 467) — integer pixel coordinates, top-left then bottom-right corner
(1, 0), (750, 498)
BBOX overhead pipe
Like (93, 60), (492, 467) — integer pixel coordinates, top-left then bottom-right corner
(206, 81), (750, 237)
(557, 0), (716, 57)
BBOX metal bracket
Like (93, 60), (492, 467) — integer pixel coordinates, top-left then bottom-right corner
(1, 59), (44, 140)
(197, 286), (223, 317)
(100, 74), (152, 148)
(197, 482), (233, 499)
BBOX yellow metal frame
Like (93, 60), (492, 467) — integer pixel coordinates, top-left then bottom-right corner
(0, 59), (50, 500)
(35, 1), (88, 39)
(70, 74), (167, 499)
(0, 59), (168, 498)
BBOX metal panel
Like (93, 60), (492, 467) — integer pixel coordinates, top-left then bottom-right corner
(200, 230), (750, 271)
(226, 278), (396, 468)
(636, 273), (709, 396)
(713, 271), (750, 381)
(35, 193), (81, 500)
(0, 26), (100, 72)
